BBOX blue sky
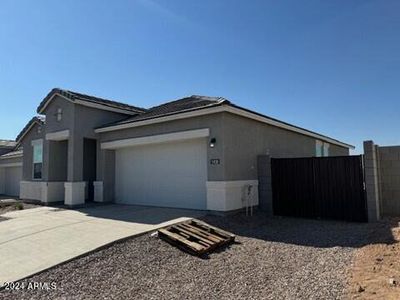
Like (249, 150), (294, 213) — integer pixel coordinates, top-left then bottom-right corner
(0, 0), (399, 153)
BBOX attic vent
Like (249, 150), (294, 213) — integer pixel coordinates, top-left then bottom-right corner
(56, 108), (63, 122)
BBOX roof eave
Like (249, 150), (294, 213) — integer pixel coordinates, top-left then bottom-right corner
(16, 117), (44, 145)
(95, 103), (354, 150)
(95, 101), (226, 131)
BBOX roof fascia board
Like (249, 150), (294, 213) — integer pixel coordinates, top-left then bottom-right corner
(0, 162), (22, 167)
(95, 105), (354, 149)
(16, 122), (40, 145)
(38, 93), (73, 114)
(74, 99), (138, 115)
(95, 106), (226, 133)
(0, 153), (23, 160)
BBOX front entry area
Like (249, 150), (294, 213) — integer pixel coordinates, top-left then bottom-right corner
(115, 138), (208, 210)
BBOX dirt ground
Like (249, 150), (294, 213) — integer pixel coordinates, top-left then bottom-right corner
(347, 218), (400, 299)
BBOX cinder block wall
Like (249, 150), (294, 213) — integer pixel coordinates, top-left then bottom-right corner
(378, 145), (400, 216)
(364, 141), (400, 218)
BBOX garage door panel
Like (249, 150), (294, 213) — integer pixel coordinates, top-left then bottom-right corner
(115, 138), (207, 209)
(3, 167), (22, 197)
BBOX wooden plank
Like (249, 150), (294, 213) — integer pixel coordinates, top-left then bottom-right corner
(158, 228), (206, 253)
(158, 219), (236, 255)
(190, 219), (235, 238)
(197, 240), (212, 248)
(180, 223), (223, 242)
(190, 219), (236, 240)
(180, 223), (224, 243)
(173, 225), (216, 247)
(175, 224), (220, 245)
(176, 230), (191, 239)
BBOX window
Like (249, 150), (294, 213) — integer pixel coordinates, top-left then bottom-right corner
(315, 140), (323, 157)
(316, 140), (330, 157)
(33, 140), (43, 179)
(323, 143), (330, 157)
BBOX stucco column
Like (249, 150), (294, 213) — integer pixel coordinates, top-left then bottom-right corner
(95, 149), (115, 202)
(65, 137), (86, 205)
(67, 137), (84, 182)
(257, 155), (273, 216)
(64, 182), (86, 206)
(363, 140), (381, 222)
(42, 139), (50, 182)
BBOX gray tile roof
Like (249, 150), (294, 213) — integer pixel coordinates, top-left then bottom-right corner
(37, 88), (147, 114)
(0, 149), (23, 159)
(100, 95), (229, 127)
(0, 140), (16, 148)
(16, 116), (45, 143)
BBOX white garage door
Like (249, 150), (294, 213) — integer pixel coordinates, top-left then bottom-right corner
(4, 167), (22, 197)
(115, 138), (207, 209)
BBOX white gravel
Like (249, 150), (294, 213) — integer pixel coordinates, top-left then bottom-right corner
(0, 212), (373, 300)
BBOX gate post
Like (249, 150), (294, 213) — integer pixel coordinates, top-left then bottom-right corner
(257, 155), (273, 216)
(363, 141), (381, 222)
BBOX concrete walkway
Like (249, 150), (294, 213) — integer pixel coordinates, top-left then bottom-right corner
(0, 204), (205, 285)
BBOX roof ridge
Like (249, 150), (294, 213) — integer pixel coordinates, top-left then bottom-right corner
(97, 96), (229, 129)
(59, 88), (148, 112)
(148, 95), (227, 110)
(190, 95), (227, 102)
(37, 88), (147, 114)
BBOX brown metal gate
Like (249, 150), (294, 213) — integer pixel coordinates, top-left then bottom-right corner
(271, 155), (368, 222)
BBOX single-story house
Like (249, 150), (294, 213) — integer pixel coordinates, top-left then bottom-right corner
(0, 141), (22, 197)
(3, 88), (354, 212)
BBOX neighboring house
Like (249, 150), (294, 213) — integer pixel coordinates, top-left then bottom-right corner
(11, 88), (353, 211)
(0, 140), (22, 197)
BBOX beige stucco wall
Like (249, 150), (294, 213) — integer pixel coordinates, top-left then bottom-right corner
(222, 113), (349, 181)
(97, 111), (350, 203)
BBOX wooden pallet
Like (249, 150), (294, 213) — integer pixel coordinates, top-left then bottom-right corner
(158, 219), (235, 256)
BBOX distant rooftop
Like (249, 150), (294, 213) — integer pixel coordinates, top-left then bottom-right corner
(0, 140), (16, 148)
(0, 149), (23, 159)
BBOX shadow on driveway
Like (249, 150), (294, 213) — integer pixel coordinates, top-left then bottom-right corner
(50, 203), (206, 225)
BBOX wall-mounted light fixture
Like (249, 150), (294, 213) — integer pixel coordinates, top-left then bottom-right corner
(209, 138), (216, 148)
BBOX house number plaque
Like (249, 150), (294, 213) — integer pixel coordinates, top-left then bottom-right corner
(210, 159), (220, 165)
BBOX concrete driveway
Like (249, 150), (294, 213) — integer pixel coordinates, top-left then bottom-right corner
(0, 204), (205, 285)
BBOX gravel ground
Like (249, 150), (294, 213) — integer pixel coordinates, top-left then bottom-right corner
(0, 212), (376, 300)
(0, 202), (40, 217)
